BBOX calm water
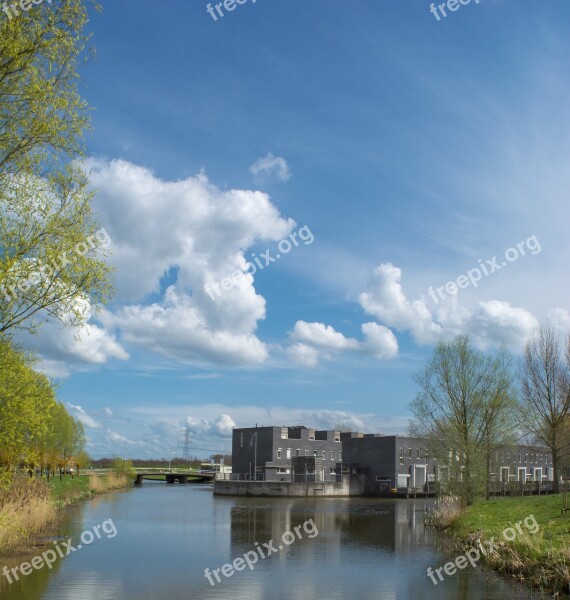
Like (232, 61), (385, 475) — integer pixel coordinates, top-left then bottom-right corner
(0, 483), (546, 600)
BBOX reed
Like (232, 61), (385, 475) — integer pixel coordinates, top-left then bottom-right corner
(0, 476), (56, 555)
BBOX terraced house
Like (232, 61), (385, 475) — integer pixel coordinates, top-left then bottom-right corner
(230, 426), (553, 494)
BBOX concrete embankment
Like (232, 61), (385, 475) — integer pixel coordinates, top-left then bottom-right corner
(214, 478), (363, 496)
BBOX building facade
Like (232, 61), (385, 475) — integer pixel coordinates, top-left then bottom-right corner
(341, 432), (553, 491)
(231, 425), (553, 492)
(232, 426), (342, 481)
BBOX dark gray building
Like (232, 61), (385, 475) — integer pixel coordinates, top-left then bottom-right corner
(232, 426), (342, 481)
(341, 432), (554, 491)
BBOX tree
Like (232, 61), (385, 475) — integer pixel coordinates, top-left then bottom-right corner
(0, 0), (96, 175)
(0, 338), (57, 470)
(410, 336), (517, 506)
(74, 450), (91, 475)
(518, 324), (570, 493)
(0, 0), (112, 336)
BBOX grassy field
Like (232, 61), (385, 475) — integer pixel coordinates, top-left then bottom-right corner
(48, 476), (92, 507)
(449, 494), (570, 594)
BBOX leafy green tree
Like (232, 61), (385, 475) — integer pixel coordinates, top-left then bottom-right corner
(0, 338), (56, 469)
(410, 336), (517, 506)
(0, 0), (112, 335)
(74, 449), (91, 475)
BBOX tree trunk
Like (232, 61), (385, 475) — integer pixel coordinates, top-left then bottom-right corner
(552, 450), (560, 494)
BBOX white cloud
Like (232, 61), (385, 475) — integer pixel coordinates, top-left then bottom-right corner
(287, 320), (398, 367)
(66, 403), (101, 429)
(359, 322), (399, 358)
(291, 321), (358, 351)
(287, 343), (320, 368)
(86, 158), (296, 368)
(549, 308), (570, 335)
(359, 263), (442, 344)
(17, 309), (128, 378)
(359, 262), (539, 351)
(249, 153), (291, 182)
(213, 414), (236, 436)
(301, 410), (365, 432)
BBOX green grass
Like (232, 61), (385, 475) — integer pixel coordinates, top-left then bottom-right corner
(449, 494), (570, 593)
(48, 476), (92, 507)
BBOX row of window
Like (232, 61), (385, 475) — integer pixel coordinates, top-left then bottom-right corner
(500, 452), (551, 464)
(399, 447), (433, 464)
(280, 429), (341, 442)
(276, 448), (342, 461)
(398, 446), (552, 466)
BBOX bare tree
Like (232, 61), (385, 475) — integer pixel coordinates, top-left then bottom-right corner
(518, 324), (570, 493)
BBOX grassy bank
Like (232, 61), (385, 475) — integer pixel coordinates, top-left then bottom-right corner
(0, 473), (132, 556)
(447, 494), (570, 595)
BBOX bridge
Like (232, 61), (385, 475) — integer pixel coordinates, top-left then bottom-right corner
(133, 469), (216, 485)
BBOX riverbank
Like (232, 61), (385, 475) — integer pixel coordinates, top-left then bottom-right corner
(0, 473), (132, 558)
(447, 494), (570, 595)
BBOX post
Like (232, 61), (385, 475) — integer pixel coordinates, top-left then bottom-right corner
(250, 431), (258, 481)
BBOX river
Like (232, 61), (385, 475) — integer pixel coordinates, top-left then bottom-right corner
(0, 482), (545, 599)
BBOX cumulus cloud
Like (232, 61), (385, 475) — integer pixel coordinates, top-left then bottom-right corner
(85, 158), (296, 368)
(287, 320), (398, 367)
(359, 262), (540, 350)
(249, 153), (291, 182)
(359, 263), (442, 344)
(287, 343), (320, 368)
(16, 309), (128, 378)
(213, 414), (236, 436)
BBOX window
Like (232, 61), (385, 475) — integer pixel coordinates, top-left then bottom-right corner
(416, 448), (420, 460)
(309, 430), (315, 441)
(507, 453), (510, 464)
(339, 452), (342, 461)
(240, 433), (244, 447)
(408, 448), (412, 459)
(518, 453), (522, 463)
(281, 428), (288, 439)
(305, 450), (309, 457)
(334, 434), (340, 442)
(525, 453), (528, 463)
(314, 450), (318, 457)
(425, 448), (429, 460)
(331, 451), (335, 461)
(286, 448), (291, 459)
(296, 449), (301, 457)
(277, 448), (282, 460)
(322, 451), (326, 460)
(433, 448), (437, 461)
(399, 447), (404, 465)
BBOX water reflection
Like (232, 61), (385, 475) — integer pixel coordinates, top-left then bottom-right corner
(0, 486), (547, 600)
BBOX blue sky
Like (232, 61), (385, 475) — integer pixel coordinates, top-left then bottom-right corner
(19, 0), (570, 458)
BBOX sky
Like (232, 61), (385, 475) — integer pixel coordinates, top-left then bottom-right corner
(17, 0), (570, 459)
